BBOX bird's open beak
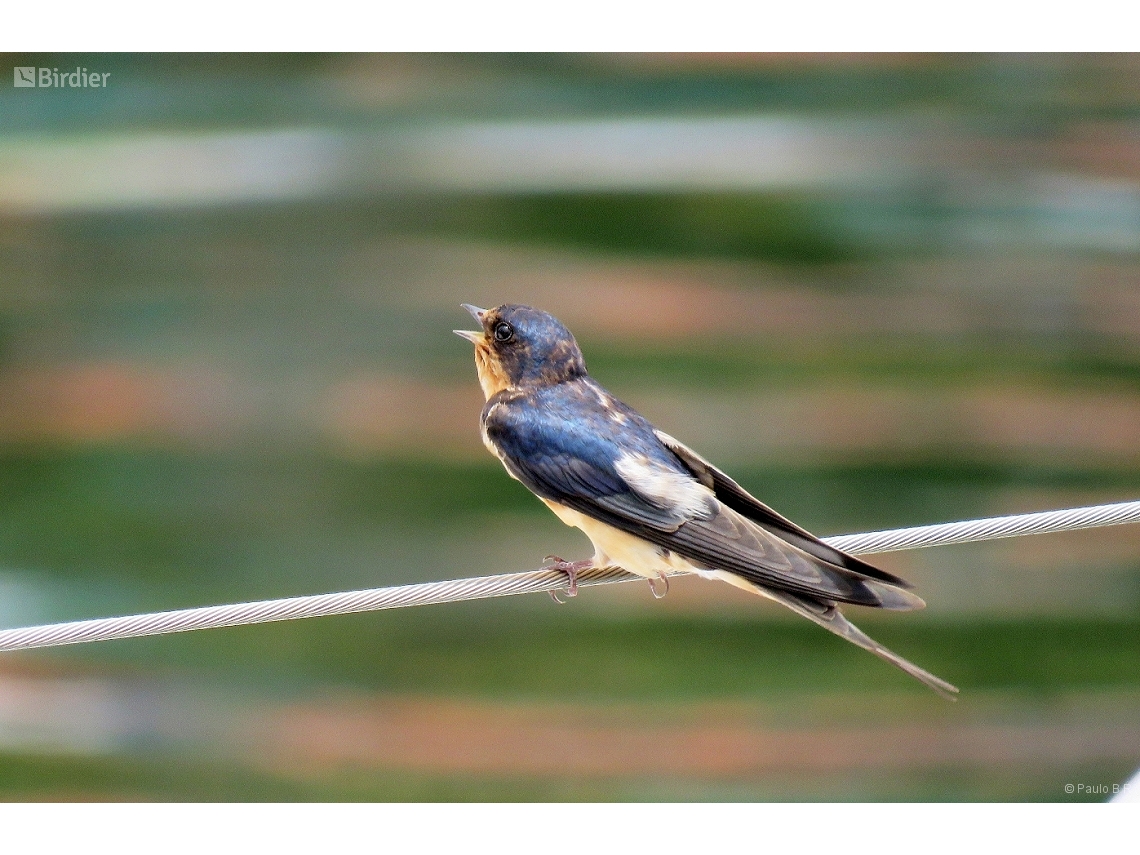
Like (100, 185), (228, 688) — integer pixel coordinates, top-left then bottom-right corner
(453, 304), (488, 343)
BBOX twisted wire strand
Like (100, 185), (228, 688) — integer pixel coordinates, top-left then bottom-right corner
(0, 499), (1138, 654)
(823, 499), (1140, 554)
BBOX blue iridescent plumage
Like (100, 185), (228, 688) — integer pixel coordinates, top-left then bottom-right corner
(486, 379), (698, 529)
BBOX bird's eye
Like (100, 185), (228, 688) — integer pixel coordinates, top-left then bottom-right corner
(493, 322), (514, 343)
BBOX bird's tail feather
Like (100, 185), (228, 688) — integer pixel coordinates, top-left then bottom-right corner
(752, 583), (959, 700)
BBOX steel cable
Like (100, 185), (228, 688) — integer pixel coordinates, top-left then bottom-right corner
(0, 499), (1138, 654)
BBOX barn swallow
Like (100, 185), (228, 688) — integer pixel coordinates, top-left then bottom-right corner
(455, 303), (958, 698)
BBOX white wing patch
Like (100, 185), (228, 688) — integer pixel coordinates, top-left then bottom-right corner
(614, 452), (716, 519)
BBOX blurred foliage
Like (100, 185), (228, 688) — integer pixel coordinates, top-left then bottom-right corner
(2, 751), (1129, 802)
(75, 610), (1140, 700)
(585, 339), (1140, 390)
(4, 54), (1136, 135)
(0, 449), (1136, 590)
(404, 193), (858, 265)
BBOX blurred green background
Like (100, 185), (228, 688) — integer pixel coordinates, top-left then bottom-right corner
(0, 53), (1138, 801)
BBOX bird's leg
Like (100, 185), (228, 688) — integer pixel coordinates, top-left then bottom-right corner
(543, 555), (592, 603)
(648, 571), (670, 600)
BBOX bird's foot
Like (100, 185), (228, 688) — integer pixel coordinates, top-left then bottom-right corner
(648, 571), (670, 600)
(543, 555), (592, 603)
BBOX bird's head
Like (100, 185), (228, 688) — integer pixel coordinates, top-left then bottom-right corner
(454, 304), (587, 399)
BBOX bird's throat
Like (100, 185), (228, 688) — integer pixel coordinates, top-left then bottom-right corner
(474, 344), (512, 400)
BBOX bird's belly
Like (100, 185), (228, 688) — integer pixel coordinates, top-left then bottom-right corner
(539, 497), (783, 603)
(540, 498), (703, 580)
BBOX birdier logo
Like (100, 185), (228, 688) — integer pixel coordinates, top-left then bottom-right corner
(13, 67), (111, 88)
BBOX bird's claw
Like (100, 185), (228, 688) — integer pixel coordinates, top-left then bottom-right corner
(544, 554), (589, 603)
(648, 571), (670, 599)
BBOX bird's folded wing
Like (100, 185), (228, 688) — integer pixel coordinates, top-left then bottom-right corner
(493, 439), (694, 533)
(487, 405), (919, 607)
(654, 429), (914, 590)
(658, 504), (925, 609)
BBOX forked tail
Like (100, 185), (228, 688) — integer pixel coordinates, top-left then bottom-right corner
(756, 583), (960, 699)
